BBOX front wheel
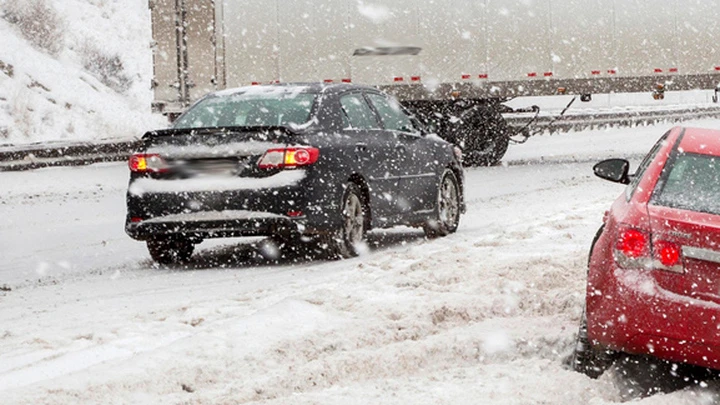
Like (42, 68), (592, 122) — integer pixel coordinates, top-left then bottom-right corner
(147, 236), (194, 265)
(424, 170), (461, 238)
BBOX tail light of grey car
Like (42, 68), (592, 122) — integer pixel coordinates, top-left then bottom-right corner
(129, 153), (169, 173)
(257, 147), (320, 169)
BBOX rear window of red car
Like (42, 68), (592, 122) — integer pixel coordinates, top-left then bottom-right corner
(652, 152), (720, 215)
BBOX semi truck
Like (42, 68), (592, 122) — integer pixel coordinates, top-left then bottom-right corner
(148, 0), (720, 165)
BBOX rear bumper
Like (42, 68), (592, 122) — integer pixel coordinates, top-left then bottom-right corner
(587, 267), (720, 370)
(125, 210), (304, 240)
(125, 172), (343, 240)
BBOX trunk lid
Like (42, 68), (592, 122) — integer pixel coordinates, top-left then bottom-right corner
(140, 126), (296, 179)
(648, 205), (720, 305)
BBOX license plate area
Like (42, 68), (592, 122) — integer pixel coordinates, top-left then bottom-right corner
(182, 158), (247, 176)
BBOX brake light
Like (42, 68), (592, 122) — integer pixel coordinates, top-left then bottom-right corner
(613, 225), (684, 273)
(129, 153), (168, 173)
(258, 147), (320, 169)
(653, 240), (683, 272)
(616, 228), (649, 259)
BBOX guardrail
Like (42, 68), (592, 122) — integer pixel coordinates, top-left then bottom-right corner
(3, 105), (720, 171)
(504, 104), (720, 134)
(0, 139), (140, 171)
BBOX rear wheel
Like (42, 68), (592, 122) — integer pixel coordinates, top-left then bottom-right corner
(424, 170), (461, 238)
(323, 183), (367, 259)
(572, 225), (615, 377)
(571, 309), (616, 378)
(147, 236), (194, 265)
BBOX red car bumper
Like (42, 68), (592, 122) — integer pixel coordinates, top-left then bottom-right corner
(587, 267), (720, 370)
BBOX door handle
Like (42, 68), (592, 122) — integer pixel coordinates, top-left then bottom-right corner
(355, 143), (368, 152)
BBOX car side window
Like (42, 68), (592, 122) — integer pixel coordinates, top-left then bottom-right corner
(626, 130), (672, 201)
(340, 94), (381, 130)
(366, 93), (417, 133)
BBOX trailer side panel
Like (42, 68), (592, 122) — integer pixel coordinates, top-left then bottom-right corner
(223, 0), (278, 86)
(150, 0), (180, 110)
(278, 0), (349, 83)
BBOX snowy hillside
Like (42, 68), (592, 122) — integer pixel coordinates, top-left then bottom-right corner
(0, 0), (165, 145)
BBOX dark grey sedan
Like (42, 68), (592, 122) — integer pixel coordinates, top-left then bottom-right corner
(126, 83), (464, 264)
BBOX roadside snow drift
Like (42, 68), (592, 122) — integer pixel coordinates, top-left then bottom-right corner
(3, 122), (720, 404)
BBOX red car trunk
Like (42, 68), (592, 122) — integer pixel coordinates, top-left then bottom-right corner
(648, 206), (720, 306)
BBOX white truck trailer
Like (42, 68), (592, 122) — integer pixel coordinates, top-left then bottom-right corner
(148, 0), (720, 165)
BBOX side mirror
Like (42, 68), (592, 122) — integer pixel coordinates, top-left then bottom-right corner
(593, 159), (631, 184)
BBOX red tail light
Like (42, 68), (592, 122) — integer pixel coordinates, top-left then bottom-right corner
(653, 240), (684, 273)
(616, 227), (649, 259)
(613, 225), (684, 273)
(258, 147), (320, 169)
(129, 153), (169, 173)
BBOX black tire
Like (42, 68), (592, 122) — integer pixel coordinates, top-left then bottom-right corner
(322, 183), (368, 259)
(424, 170), (461, 238)
(147, 236), (194, 265)
(572, 224), (614, 377)
(456, 105), (509, 167)
(571, 309), (616, 378)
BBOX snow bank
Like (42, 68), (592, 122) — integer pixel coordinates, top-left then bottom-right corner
(0, 0), (165, 145)
(4, 122), (720, 403)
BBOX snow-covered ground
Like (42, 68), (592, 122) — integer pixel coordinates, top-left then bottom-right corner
(0, 0), (164, 145)
(3, 121), (720, 404)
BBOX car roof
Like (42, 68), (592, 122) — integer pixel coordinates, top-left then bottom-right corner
(211, 82), (377, 98)
(678, 127), (720, 156)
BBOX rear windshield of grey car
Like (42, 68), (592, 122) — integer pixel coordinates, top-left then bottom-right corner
(652, 152), (720, 215)
(174, 89), (317, 129)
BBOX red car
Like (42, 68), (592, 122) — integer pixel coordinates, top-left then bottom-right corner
(573, 126), (720, 378)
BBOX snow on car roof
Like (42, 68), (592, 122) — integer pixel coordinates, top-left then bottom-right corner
(678, 127), (720, 156)
(213, 85), (312, 99)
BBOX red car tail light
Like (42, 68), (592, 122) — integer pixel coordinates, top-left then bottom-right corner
(258, 147), (320, 169)
(616, 227), (650, 259)
(613, 225), (685, 273)
(614, 226), (651, 269)
(653, 239), (684, 273)
(129, 153), (169, 173)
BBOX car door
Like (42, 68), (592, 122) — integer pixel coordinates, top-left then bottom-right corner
(365, 92), (437, 216)
(338, 92), (403, 224)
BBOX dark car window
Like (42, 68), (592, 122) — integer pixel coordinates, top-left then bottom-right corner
(626, 130), (672, 201)
(174, 91), (317, 129)
(366, 93), (417, 133)
(651, 153), (720, 215)
(340, 94), (381, 130)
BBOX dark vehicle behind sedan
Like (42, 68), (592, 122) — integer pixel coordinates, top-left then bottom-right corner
(126, 83), (465, 264)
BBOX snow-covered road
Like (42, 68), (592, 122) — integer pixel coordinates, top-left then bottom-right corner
(3, 122), (720, 404)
